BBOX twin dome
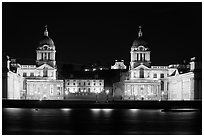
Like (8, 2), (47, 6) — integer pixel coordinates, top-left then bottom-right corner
(37, 26), (149, 51)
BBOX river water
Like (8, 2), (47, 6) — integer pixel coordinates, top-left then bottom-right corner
(2, 108), (202, 135)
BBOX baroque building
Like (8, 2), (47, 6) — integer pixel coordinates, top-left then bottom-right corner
(64, 79), (104, 99)
(16, 26), (63, 100)
(113, 26), (176, 100)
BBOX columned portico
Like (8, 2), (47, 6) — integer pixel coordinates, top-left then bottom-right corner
(124, 79), (161, 100)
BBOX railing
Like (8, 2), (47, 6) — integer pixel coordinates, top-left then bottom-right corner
(151, 66), (168, 69)
(21, 65), (36, 68)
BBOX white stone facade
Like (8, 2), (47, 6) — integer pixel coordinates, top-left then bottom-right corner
(64, 79), (104, 95)
(26, 79), (64, 100)
(17, 64), (57, 80)
(7, 71), (25, 99)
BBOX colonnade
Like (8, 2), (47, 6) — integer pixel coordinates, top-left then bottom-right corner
(131, 52), (150, 62)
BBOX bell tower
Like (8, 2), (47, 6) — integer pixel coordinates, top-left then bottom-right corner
(130, 26), (151, 69)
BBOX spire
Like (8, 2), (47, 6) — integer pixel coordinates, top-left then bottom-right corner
(138, 26), (142, 37)
(44, 25), (48, 36)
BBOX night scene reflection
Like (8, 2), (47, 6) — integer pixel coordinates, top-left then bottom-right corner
(2, 2), (202, 135)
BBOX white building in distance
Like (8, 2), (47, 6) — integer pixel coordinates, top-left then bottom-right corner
(111, 60), (127, 70)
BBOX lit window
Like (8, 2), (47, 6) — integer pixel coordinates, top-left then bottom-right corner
(153, 74), (157, 78)
(57, 85), (61, 95)
(50, 85), (54, 95)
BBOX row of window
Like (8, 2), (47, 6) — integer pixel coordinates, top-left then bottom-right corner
(67, 82), (103, 86)
(133, 72), (165, 78)
(153, 73), (165, 78)
(67, 80), (103, 82)
(29, 84), (63, 95)
(22, 71), (54, 77)
(66, 87), (102, 93)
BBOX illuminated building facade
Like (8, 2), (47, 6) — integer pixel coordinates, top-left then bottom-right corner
(114, 26), (176, 100)
(64, 79), (104, 98)
(26, 79), (63, 100)
(16, 26), (63, 100)
(17, 26), (57, 80)
(2, 56), (26, 99)
(168, 57), (202, 100)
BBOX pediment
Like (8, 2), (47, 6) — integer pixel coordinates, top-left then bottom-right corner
(36, 63), (55, 70)
(132, 64), (150, 70)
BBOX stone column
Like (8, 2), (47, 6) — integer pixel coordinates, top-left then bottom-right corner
(46, 52), (48, 60)
(135, 53), (137, 61)
(37, 52), (39, 60)
(53, 53), (55, 60)
(138, 53), (140, 61)
(143, 53), (146, 61)
(146, 53), (150, 61)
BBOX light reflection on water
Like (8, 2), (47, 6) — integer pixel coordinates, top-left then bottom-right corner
(3, 108), (201, 135)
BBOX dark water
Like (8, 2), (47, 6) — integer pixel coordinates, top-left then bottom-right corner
(2, 108), (202, 135)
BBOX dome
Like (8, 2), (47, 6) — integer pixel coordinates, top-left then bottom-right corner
(39, 36), (55, 47)
(37, 25), (55, 50)
(131, 26), (149, 48)
(132, 37), (148, 47)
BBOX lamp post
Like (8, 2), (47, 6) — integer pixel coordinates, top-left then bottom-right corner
(161, 91), (164, 100)
(106, 89), (109, 103)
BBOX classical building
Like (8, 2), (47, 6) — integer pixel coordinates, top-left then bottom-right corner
(16, 25), (63, 100)
(168, 57), (202, 100)
(64, 79), (104, 99)
(26, 79), (63, 100)
(113, 26), (176, 100)
(17, 26), (57, 80)
(111, 60), (127, 70)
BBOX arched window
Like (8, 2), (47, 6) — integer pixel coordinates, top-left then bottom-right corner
(139, 68), (144, 78)
(161, 81), (164, 91)
(43, 67), (48, 77)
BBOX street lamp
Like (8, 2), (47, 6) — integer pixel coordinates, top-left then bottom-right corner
(106, 90), (109, 103)
(161, 91), (164, 100)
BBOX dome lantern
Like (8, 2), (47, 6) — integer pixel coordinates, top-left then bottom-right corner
(44, 25), (48, 37)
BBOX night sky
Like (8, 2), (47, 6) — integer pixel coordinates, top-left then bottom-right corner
(2, 2), (202, 67)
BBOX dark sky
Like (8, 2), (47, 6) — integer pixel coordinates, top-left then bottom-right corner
(3, 2), (202, 66)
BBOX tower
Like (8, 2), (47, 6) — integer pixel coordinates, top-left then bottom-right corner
(36, 25), (56, 68)
(130, 26), (151, 69)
